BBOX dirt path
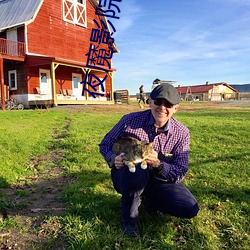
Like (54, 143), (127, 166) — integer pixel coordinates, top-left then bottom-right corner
(53, 100), (250, 114)
(0, 118), (74, 249)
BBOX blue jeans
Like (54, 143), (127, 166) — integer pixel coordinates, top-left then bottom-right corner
(111, 166), (199, 225)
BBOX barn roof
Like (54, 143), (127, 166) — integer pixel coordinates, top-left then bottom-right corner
(0, 0), (115, 32)
(0, 0), (42, 31)
(177, 82), (237, 94)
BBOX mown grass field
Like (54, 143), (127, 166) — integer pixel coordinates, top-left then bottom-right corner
(0, 102), (249, 249)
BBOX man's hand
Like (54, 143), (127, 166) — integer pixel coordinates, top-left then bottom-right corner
(114, 153), (125, 169)
(146, 150), (161, 168)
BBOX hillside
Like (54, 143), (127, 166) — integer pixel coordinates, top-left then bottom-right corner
(231, 84), (250, 92)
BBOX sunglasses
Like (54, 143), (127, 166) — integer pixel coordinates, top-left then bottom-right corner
(153, 99), (173, 108)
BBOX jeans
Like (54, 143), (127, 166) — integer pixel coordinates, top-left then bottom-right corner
(111, 166), (199, 225)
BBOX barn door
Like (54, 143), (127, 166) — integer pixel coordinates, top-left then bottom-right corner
(97, 77), (105, 100)
(72, 73), (82, 97)
(6, 29), (18, 55)
(39, 69), (52, 99)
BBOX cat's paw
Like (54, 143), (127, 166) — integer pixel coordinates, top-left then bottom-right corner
(140, 163), (147, 170)
(129, 167), (136, 173)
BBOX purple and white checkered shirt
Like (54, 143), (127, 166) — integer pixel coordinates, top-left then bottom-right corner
(99, 109), (190, 183)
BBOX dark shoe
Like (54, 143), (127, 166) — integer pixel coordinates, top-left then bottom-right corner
(123, 222), (140, 237)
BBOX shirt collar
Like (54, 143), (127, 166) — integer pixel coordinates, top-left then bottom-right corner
(164, 122), (170, 132)
(147, 111), (171, 133)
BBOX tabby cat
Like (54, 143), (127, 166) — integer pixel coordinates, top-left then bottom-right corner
(112, 137), (154, 173)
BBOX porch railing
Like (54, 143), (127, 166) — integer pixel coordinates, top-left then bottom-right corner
(0, 38), (25, 57)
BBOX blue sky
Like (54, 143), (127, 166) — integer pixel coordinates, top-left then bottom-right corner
(110, 0), (250, 94)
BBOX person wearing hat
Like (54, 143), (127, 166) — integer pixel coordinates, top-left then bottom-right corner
(99, 83), (199, 237)
(151, 78), (161, 90)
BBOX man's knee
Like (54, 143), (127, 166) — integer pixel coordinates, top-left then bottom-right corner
(176, 202), (199, 219)
(183, 203), (199, 218)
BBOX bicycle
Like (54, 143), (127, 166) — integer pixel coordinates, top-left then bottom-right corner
(5, 98), (24, 110)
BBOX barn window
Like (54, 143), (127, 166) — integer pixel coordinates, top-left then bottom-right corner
(63, 0), (87, 27)
(8, 70), (17, 90)
(40, 73), (47, 83)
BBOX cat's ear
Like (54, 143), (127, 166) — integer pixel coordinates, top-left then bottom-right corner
(147, 142), (154, 147)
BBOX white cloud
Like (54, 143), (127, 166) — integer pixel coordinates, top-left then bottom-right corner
(112, 0), (250, 93)
(111, 0), (141, 37)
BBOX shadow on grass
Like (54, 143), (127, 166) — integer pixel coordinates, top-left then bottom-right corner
(185, 148), (250, 250)
(189, 180), (250, 209)
(187, 181), (250, 249)
(0, 177), (9, 189)
(190, 151), (249, 166)
(61, 168), (208, 249)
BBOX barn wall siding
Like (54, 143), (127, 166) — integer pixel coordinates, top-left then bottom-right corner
(17, 26), (25, 43)
(27, 0), (111, 66)
(27, 66), (42, 94)
(0, 31), (6, 39)
(55, 66), (75, 93)
(4, 62), (27, 95)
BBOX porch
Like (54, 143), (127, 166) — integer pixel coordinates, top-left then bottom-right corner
(0, 38), (26, 110)
(29, 99), (114, 108)
(0, 38), (25, 58)
(25, 57), (115, 108)
(28, 90), (113, 107)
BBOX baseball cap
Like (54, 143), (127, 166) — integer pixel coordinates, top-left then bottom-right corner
(150, 83), (180, 105)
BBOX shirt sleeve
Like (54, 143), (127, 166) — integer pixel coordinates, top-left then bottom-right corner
(99, 115), (127, 165)
(153, 128), (190, 183)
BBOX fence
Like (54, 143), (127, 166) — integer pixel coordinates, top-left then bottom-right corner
(238, 92), (250, 100)
(0, 38), (25, 57)
(182, 92), (250, 101)
(114, 90), (129, 104)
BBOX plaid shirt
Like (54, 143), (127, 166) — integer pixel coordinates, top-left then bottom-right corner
(99, 109), (190, 183)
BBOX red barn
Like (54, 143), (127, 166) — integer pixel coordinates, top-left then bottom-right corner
(0, 0), (118, 109)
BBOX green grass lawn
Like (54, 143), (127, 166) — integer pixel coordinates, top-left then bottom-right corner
(0, 105), (249, 249)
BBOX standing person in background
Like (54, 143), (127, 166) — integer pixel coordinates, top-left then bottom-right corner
(138, 84), (145, 107)
(151, 78), (161, 90)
